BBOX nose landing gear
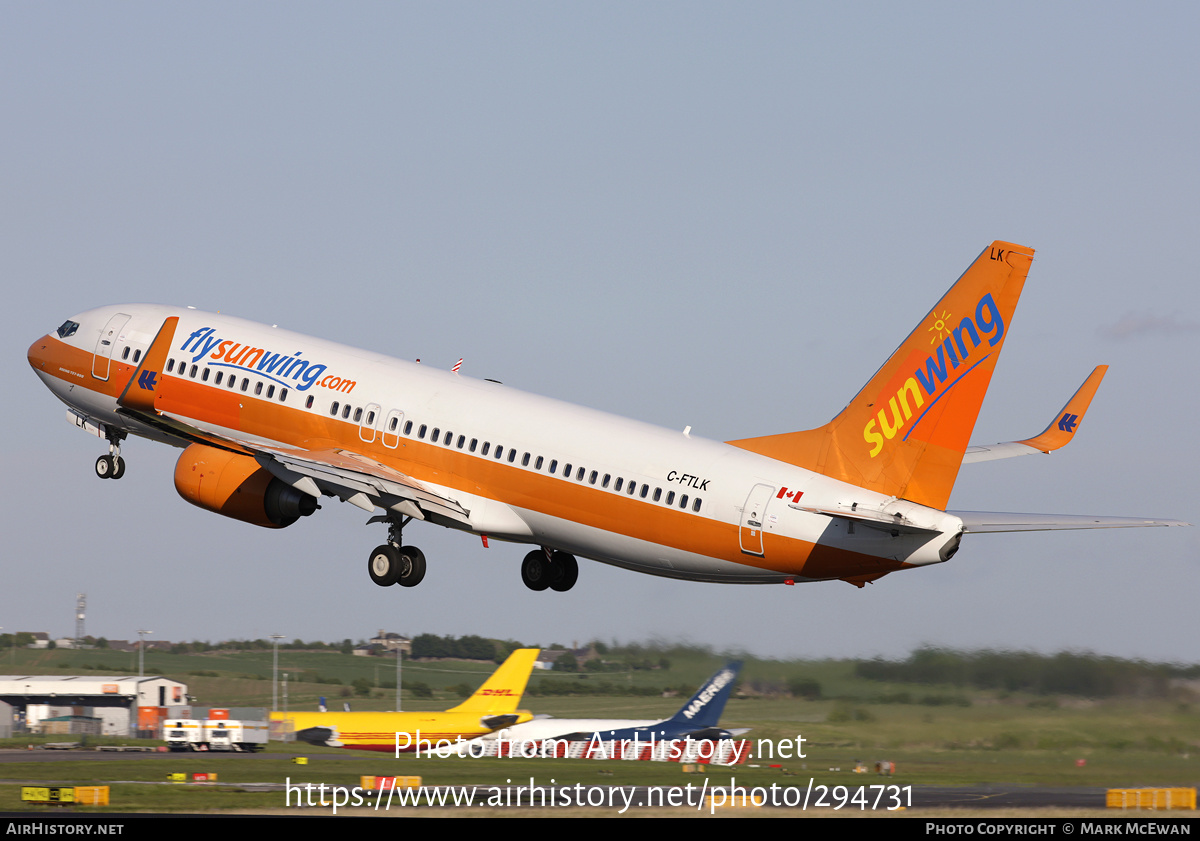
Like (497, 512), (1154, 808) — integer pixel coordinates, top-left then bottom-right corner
(95, 432), (127, 480)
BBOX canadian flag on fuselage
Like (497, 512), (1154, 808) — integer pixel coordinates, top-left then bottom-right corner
(727, 241), (1034, 511)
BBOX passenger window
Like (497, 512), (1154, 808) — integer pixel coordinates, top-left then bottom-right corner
(342, 404), (351, 419)
(653, 488), (662, 502)
(255, 382), (263, 396)
(535, 456), (543, 470)
(280, 388), (287, 402)
(577, 467), (585, 482)
(549, 459), (558, 473)
(495, 446), (504, 460)
(366, 410), (375, 424)
(404, 421), (413, 435)
(640, 486), (649, 499)
(241, 378), (249, 392)
(167, 359), (175, 373)
(457, 435), (466, 449)
(431, 427), (440, 441)
(628, 482), (637, 496)
(679, 494), (688, 509)
(564, 463), (572, 477)
(470, 438), (478, 452)
(215, 372), (223, 385)
(482, 442), (490, 455)
(189, 365), (198, 378)
(355, 408), (363, 422)
(133, 349), (141, 363)
(267, 385), (275, 399)
(122, 347), (130, 360)
(228, 375), (236, 389)
(389, 417), (398, 431)
(522, 453), (530, 466)
(418, 424), (427, 439)
(202, 368), (210, 382)
(508, 450), (516, 463)
(692, 498), (702, 512)
(306, 396), (314, 409)
(602, 474), (610, 488)
(588, 471), (598, 485)
(331, 402), (340, 416)
(614, 478), (623, 492)
(666, 491), (675, 505)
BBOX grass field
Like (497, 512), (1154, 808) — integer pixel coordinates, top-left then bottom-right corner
(2, 646), (1197, 815)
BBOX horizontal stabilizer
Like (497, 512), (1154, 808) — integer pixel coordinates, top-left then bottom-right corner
(964, 366), (1107, 464)
(953, 510), (1190, 533)
(791, 503), (942, 536)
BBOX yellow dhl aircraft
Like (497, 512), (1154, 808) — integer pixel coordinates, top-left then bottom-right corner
(271, 648), (539, 752)
(27, 241), (1186, 593)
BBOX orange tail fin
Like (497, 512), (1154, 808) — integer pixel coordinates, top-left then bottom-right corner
(727, 241), (1034, 510)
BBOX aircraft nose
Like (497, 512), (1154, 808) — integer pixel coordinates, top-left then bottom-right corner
(28, 335), (51, 373)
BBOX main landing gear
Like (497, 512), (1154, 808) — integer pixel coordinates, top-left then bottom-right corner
(367, 516), (425, 588)
(521, 549), (578, 592)
(95, 432), (127, 480)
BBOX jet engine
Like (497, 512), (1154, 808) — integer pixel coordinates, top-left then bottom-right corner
(174, 443), (317, 528)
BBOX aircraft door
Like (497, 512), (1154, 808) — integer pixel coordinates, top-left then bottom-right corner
(739, 483), (776, 557)
(381, 409), (404, 449)
(359, 402), (382, 444)
(91, 313), (131, 381)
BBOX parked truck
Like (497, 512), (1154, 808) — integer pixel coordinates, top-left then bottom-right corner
(164, 718), (267, 751)
(164, 719), (206, 751)
(203, 719), (268, 752)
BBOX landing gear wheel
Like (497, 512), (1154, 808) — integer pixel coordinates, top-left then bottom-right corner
(110, 455), (126, 480)
(368, 544), (402, 587)
(95, 455), (114, 479)
(397, 546), (426, 587)
(549, 551), (578, 592)
(521, 550), (551, 591)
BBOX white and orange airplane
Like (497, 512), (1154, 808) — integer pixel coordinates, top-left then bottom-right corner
(27, 241), (1186, 592)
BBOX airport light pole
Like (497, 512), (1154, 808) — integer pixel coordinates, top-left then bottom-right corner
(396, 644), (402, 711)
(136, 630), (151, 678)
(271, 634), (285, 712)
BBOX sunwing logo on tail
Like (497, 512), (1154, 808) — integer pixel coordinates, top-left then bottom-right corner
(863, 293), (1006, 458)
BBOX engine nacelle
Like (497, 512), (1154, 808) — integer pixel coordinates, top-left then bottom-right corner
(174, 443), (318, 528)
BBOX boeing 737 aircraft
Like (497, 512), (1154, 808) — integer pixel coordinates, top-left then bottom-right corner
(27, 241), (1186, 593)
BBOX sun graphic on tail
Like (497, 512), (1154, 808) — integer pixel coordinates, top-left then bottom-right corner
(928, 310), (952, 345)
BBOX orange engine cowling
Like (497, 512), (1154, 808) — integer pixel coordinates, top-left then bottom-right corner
(174, 443), (318, 528)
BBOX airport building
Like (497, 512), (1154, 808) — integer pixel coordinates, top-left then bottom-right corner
(0, 675), (188, 737)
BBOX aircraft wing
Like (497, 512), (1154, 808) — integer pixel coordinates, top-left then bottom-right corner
(248, 443), (470, 523)
(952, 511), (1190, 533)
(963, 366), (1107, 464)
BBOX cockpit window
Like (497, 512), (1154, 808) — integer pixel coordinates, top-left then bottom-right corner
(56, 320), (79, 339)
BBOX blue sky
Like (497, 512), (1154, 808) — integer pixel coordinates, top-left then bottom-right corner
(3, 2), (1196, 662)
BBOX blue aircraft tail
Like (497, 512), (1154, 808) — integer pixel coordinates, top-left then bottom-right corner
(665, 661), (742, 729)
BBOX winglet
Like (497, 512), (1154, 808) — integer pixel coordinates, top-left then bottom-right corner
(116, 316), (179, 413)
(962, 365), (1107, 463)
(1018, 365), (1107, 452)
(446, 648), (540, 715)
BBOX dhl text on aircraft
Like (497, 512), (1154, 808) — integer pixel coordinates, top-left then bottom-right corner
(27, 241), (1187, 593)
(273, 648), (539, 752)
